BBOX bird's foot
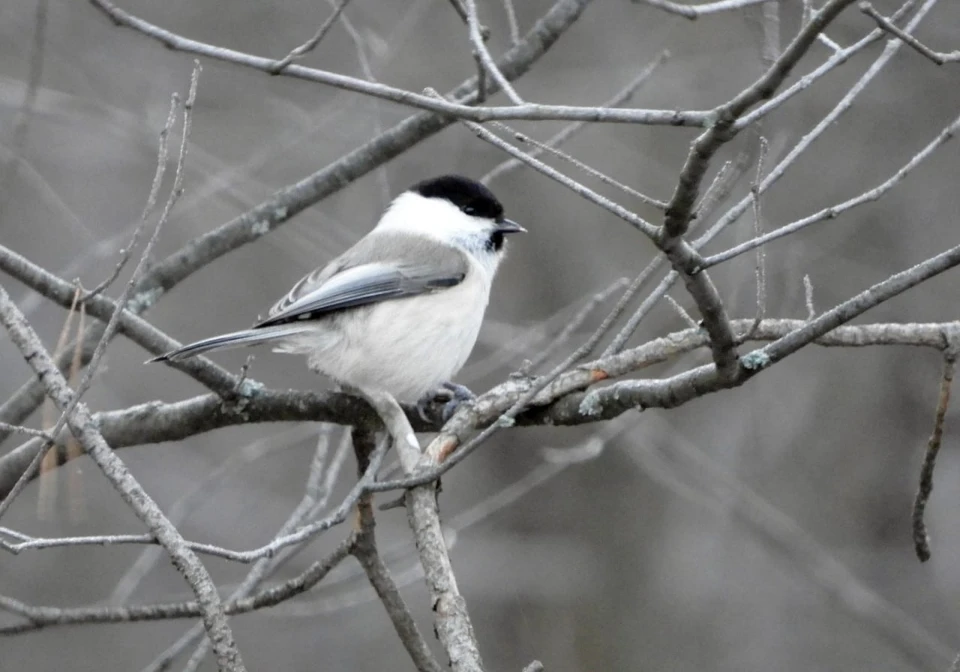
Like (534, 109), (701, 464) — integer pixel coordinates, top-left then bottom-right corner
(416, 382), (476, 424)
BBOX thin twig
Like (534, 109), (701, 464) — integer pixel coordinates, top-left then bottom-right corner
(81, 93), (178, 300)
(702, 109), (960, 269)
(0, 534), (359, 636)
(503, 0), (521, 44)
(525, 277), (630, 370)
(912, 344), (957, 562)
(747, 136), (769, 338)
(464, 0), (524, 104)
(0, 423), (50, 440)
(640, 0), (777, 19)
(152, 428), (350, 672)
(0, 287), (244, 668)
(496, 123), (667, 209)
(481, 51), (668, 185)
(269, 0), (355, 73)
(89, 0), (704, 127)
(664, 295), (697, 329)
(860, 1), (960, 65)
(803, 274), (816, 320)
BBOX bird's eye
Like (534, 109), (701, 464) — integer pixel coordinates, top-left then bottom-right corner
(462, 206), (476, 215)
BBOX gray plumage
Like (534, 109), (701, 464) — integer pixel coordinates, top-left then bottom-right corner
(259, 232), (468, 327)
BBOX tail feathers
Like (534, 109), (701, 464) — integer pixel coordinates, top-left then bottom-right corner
(146, 326), (313, 363)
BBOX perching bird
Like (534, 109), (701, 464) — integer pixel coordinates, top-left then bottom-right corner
(149, 174), (524, 416)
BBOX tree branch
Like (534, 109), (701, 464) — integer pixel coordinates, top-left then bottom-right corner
(0, 285), (244, 670)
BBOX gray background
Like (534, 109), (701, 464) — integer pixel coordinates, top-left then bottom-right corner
(2, 0), (960, 670)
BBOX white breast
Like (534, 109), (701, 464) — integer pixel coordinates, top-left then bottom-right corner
(296, 258), (491, 400)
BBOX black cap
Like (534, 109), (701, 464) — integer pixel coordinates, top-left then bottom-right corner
(410, 174), (504, 221)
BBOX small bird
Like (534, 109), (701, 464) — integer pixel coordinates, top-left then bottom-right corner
(149, 175), (524, 416)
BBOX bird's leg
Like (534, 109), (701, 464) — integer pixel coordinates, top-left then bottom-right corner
(416, 381), (476, 424)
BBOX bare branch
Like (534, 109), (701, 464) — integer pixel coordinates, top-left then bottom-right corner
(465, 0), (524, 104)
(0, 534), (358, 635)
(0, 423), (49, 441)
(0, 287), (244, 668)
(702, 109), (960, 269)
(525, 277), (630, 370)
(693, 0), (940, 265)
(804, 274), (816, 320)
(738, 0), (918, 129)
(912, 342), (958, 562)
(640, 0), (779, 19)
(497, 123), (667, 209)
(81, 93), (178, 300)
(482, 52), (668, 185)
(503, 0), (521, 44)
(352, 428), (444, 672)
(269, 0), (355, 73)
(860, 1), (960, 65)
(748, 136), (769, 336)
(664, 295), (698, 329)
(456, 113), (659, 237)
(89, 0), (704, 127)
(661, 0), (856, 240)
(150, 428), (351, 671)
(349, 387), (484, 672)
(0, 242), (240, 394)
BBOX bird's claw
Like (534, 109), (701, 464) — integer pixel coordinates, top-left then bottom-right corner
(416, 382), (476, 424)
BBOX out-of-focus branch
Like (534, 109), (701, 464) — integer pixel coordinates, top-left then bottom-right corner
(912, 342), (958, 562)
(464, 0), (523, 104)
(702, 109), (960, 268)
(149, 428), (351, 672)
(639, 0), (778, 19)
(694, 0), (938, 262)
(631, 415), (955, 670)
(481, 51), (669, 185)
(269, 0), (355, 73)
(660, 0), (857, 241)
(0, 0), (47, 212)
(89, 0), (704, 126)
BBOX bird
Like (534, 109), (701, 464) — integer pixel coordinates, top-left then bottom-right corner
(148, 174), (525, 417)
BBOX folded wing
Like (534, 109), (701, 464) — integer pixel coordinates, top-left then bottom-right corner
(256, 261), (466, 328)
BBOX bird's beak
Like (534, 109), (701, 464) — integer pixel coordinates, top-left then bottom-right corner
(495, 218), (526, 234)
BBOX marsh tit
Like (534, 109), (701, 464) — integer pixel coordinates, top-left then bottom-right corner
(149, 175), (524, 412)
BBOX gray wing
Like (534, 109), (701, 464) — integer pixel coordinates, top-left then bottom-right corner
(256, 232), (468, 329)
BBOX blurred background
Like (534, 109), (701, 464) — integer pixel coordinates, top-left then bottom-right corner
(2, 0), (960, 669)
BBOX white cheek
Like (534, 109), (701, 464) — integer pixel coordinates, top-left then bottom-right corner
(376, 192), (491, 243)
